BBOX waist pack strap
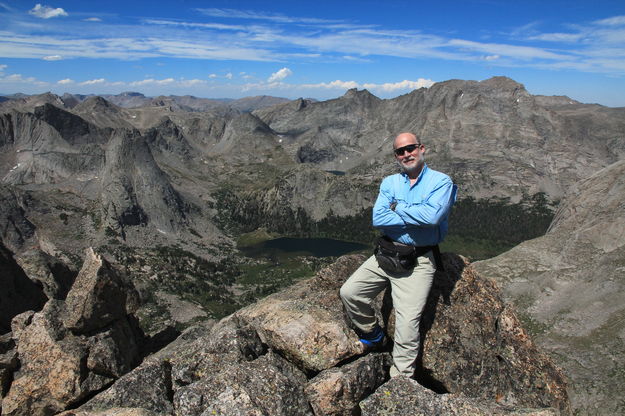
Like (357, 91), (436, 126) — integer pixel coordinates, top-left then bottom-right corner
(413, 244), (443, 272)
(431, 244), (444, 272)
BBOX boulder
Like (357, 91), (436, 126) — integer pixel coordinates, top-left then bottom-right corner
(174, 352), (313, 416)
(359, 376), (559, 415)
(0, 332), (17, 397)
(63, 248), (139, 333)
(305, 353), (391, 415)
(80, 316), (267, 414)
(1, 249), (145, 416)
(76, 359), (175, 415)
(235, 254), (367, 372)
(2, 301), (99, 416)
(58, 408), (167, 416)
(169, 315), (267, 389)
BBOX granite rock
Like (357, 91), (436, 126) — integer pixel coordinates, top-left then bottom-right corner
(360, 376), (559, 416)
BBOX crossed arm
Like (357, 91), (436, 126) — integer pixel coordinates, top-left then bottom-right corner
(372, 178), (456, 229)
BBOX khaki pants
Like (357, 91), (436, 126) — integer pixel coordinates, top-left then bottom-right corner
(340, 252), (436, 377)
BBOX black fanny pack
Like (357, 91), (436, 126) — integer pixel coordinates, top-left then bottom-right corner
(374, 236), (439, 274)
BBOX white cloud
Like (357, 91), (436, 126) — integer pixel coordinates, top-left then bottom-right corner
(42, 55), (62, 61)
(208, 74), (217, 78)
(179, 79), (207, 87)
(28, 4), (68, 19)
(3, 11), (620, 76)
(302, 80), (359, 89)
(195, 8), (341, 25)
(145, 19), (246, 31)
(57, 78), (74, 84)
(225, 72), (233, 79)
(0, 64), (7, 71)
(4, 74), (34, 82)
(0, 73), (48, 88)
(129, 78), (175, 86)
(267, 67), (292, 82)
(448, 39), (568, 61)
(362, 79), (434, 92)
(84, 17), (102, 22)
(527, 33), (584, 42)
(79, 78), (106, 86)
(593, 15), (625, 27)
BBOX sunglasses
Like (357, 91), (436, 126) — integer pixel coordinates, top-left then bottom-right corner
(394, 143), (421, 156)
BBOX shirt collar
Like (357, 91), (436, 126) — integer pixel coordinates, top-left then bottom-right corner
(400, 163), (428, 184)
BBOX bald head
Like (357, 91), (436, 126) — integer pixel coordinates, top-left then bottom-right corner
(393, 132), (420, 149)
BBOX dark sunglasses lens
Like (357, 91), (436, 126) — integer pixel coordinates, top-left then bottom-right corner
(394, 144), (418, 155)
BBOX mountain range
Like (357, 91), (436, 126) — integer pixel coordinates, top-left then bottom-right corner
(0, 76), (624, 414)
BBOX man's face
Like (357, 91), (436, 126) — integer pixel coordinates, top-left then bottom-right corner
(393, 135), (424, 173)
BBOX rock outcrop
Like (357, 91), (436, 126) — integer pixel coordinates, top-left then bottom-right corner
(360, 376), (559, 415)
(1, 248), (145, 416)
(13, 248), (76, 301)
(63, 253), (569, 415)
(0, 185), (36, 252)
(99, 131), (188, 235)
(0, 242), (47, 334)
(417, 255), (568, 411)
(474, 159), (625, 416)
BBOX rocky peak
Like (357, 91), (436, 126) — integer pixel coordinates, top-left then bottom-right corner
(480, 76), (527, 92)
(63, 248), (139, 333)
(33, 103), (96, 145)
(0, 92), (67, 113)
(60, 93), (89, 108)
(341, 88), (380, 104)
(99, 130), (188, 235)
(209, 112), (279, 160)
(73, 96), (117, 113)
(36, 253), (570, 416)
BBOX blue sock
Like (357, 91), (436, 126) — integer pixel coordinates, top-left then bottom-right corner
(360, 326), (384, 345)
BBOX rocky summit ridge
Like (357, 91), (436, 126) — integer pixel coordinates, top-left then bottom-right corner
(1, 249), (570, 415)
(474, 159), (625, 415)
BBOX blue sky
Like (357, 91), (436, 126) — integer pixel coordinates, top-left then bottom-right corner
(1, 1), (624, 106)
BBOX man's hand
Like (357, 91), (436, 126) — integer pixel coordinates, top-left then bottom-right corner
(390, 201), (397, 211)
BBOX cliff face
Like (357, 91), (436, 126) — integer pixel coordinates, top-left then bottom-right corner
(1, 251), (570, 415)
(474, 159), (625, 415)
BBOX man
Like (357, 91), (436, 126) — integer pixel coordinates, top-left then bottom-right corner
(340, 132), (457, 378)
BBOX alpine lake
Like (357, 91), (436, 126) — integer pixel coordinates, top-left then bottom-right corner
(232, 229), (371, 310)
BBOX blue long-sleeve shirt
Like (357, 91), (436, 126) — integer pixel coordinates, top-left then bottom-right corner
(372, 164), (457, 246)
